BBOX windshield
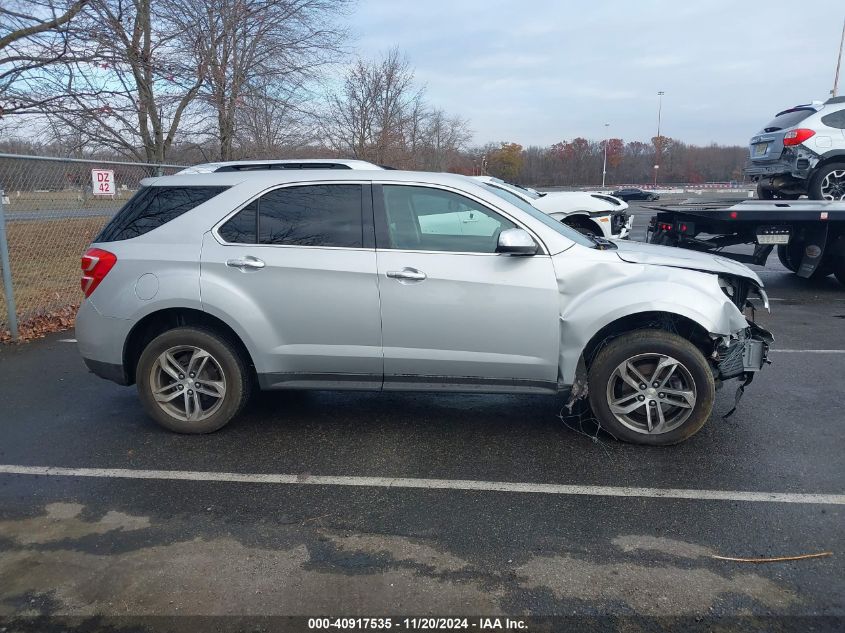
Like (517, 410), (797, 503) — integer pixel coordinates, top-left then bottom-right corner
(480, 183), (595, 247)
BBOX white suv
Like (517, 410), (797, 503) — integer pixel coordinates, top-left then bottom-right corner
(472, 176), (633, 239)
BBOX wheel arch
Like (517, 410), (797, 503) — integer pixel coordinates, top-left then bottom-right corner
(122, 307), (256, 385)
(556, 212), (603, 235)
(579, 311), (713, 372)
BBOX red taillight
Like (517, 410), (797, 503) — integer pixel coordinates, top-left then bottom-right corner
(729, 211), (738, 219)
(81, 248), (117, 298)
(783, 128), (815, 146)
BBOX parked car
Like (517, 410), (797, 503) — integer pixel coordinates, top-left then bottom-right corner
(611, 187), (660, 202)
(472, 176), (633, 239)
(176, 159), (384, 174)
(77, 170), (772, 445)
(745, 96), (845, 200)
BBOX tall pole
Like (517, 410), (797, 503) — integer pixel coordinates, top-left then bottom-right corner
(601, 122), (610, 188)
(654, 91), (664, 186)
(0, 188), (19, 340)
(834, 17), (845, 97)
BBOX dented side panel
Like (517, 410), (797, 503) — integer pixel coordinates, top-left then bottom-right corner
(552, 248), (750, 385)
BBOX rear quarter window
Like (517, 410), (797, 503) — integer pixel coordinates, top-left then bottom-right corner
(95, 186), (229, 242)
(820, 109), (845, 129)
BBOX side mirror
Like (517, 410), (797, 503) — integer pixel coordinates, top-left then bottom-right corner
(497, 228), (538, 256)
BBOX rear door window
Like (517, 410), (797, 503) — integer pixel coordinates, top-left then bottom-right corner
(96, 186), (229, 242)
(218, 184), (364, 248)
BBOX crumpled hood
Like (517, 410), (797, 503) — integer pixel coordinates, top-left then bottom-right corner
(612, 239), (763, 286)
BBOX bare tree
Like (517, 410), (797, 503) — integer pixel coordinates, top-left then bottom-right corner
(324, 49), (469, 168)
(26, 0), (207, 164)
(170, 0), (349, 161)
(0, 0), (89, 116)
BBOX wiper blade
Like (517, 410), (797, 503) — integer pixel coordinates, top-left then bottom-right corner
(591, 236), (618, 250)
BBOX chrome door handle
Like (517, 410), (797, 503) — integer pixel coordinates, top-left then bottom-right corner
(226, 256), (265, 271)
(386, 268), (426, 282)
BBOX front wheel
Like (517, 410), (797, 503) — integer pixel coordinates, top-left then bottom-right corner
(136, 327), (252, 433)
(587, 330), (715, 445)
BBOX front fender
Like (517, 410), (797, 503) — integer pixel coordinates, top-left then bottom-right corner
(553, 253), (747, 384)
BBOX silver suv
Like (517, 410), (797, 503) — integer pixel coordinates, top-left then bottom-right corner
(77, 169), (772, 445)
(746, 96), (845, 200)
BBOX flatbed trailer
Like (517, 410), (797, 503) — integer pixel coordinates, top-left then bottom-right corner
(646, 199), (845, 285)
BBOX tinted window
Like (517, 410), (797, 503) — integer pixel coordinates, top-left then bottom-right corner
(218, 200), (257, 243)
(381, 185), (516, 253)
(97, 186), (228, 242)
(761, 108), (815, 132)
(821, 109), (845, 129)
(258, 184), (363, 247)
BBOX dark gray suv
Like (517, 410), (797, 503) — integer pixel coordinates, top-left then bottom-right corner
(746, 96), (845, 200)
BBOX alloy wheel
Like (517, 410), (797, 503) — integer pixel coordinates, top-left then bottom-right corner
(149, 345), (227, 422)
(820, 169), (845, 201)
(605, 353), (697, 435)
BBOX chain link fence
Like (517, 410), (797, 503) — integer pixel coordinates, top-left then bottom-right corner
(0, 154), (185, 341)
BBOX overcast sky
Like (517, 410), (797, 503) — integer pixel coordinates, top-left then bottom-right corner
(348, 0), (845, 147)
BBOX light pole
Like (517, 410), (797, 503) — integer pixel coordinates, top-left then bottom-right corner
(601, 122), (610, 189)
(833, 16), (845, 96)
(654, 91), (664, 186)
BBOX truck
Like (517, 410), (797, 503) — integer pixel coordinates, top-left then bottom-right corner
(646, 199), (845, 285)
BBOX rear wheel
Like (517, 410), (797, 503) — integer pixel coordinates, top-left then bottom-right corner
(809, 162), (845, 200)
(587, 330), (715, 445)
(776, 240), (831, 278)
(776, 244), (798, 272)
(136, 327), (252, 433)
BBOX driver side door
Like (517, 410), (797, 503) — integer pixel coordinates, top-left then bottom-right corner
(374, 183), (561, 392)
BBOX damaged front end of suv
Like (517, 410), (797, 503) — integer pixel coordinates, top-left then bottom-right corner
(712, 274), (773, 401)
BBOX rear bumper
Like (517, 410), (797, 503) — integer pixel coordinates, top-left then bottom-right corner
(76, 299), (133, 385)
(83, 357), (129, 385)
(745, 148), (818, 182)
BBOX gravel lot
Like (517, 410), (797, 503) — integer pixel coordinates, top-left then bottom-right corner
(0, 199), (843, 631)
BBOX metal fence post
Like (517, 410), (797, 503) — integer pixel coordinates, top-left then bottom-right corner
(0, 188), (19, 340)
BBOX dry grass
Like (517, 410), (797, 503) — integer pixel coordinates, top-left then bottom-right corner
(0, 217), (107, 338)
(4, 189), (134, 214)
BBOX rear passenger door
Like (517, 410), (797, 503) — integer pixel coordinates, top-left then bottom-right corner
(200, 182), (383, 389)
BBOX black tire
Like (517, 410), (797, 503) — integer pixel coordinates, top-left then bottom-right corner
(776, 244), (798, 273)
(587, 330), (715, 446)
(777, 240), (831, 279)
(136, 327), (252, 433)
(808, 161), (845, 200)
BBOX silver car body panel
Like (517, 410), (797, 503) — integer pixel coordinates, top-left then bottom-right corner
(77, 169), (763, 393)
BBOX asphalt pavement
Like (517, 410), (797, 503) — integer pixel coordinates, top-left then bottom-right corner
(0, 202), (843, 630)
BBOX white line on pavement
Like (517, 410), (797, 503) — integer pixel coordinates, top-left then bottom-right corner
(58, 338), (77, 343)
(771, 349), (845, 354)
(0, 465), (842, 506)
